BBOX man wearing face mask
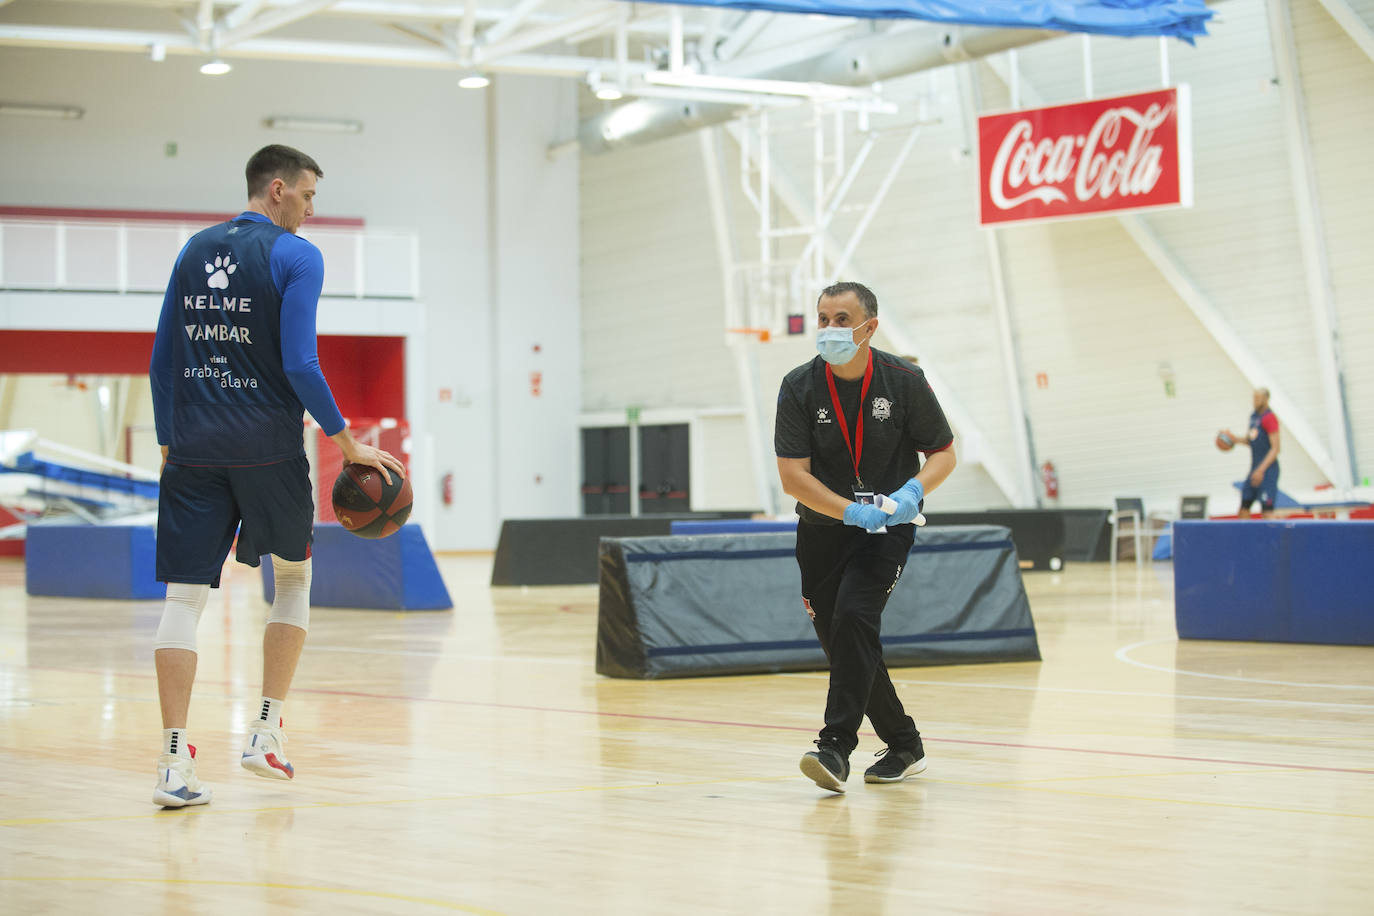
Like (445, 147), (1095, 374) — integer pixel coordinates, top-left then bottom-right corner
(774, 282), (957, 793)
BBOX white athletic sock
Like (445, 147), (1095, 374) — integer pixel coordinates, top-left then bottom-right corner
(163, 728), (191, 758)
(256, 696), (284, 725)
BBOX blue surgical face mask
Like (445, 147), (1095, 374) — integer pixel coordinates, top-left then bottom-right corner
(816, 324), (867, 365)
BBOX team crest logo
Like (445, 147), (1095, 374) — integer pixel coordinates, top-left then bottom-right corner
(871, 397), (892, 421)
(206, 254), (237, 290)
(816, 407), (832, 424)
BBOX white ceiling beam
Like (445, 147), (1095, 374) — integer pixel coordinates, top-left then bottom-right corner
(389, 21), (456, 54)
(480, 0), (548, 47)
(220, 0), (271, 35)
(1309, 0), (1374, 64)
(474, 4), (618, 65)
(0, 23), (652, 75)
(219, 0), (341, 47)
(713, 11), (772, 62)
(196, 0), (214, 49)
(457, 0), (477, 63)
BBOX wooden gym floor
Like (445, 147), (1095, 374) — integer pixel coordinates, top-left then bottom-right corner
(1, 553), (1371, 915)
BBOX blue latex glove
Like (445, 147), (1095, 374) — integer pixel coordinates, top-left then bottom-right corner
(887, 477), (925, 525)
(843, 501), (888, 533)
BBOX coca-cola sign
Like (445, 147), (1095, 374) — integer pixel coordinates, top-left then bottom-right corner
(978, 86), (1192, 226)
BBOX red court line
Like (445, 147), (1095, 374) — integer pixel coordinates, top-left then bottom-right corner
(25, 664), (1374, 777)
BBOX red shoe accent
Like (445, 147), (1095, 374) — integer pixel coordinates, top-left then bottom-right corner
(264, 753), (294, 778)
(188, 744), (197, 759)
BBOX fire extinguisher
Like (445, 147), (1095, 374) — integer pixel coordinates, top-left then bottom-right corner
(441, 472), (454, 507)
(1041, 461), (1059, 500)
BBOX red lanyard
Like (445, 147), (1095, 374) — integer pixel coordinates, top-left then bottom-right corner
(825, 352), (873, 489)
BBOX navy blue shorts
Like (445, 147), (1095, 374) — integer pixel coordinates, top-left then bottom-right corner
(1240, 467), (1280, 512)
(156, 456), (314, 588)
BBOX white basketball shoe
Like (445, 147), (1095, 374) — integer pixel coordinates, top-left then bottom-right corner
(153, 745), (212, 808)
(241, 718), (295, 780)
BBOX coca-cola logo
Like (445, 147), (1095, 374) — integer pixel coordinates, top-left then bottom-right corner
(978, 88), (1190, 225)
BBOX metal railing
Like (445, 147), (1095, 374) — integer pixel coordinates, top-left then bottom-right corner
(0, 216), (420, 300)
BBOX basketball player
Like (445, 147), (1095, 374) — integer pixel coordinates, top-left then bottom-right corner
(148, 144), (404, 807)
(1223, 388), (1281, 518)
(774, 282), (956, 793)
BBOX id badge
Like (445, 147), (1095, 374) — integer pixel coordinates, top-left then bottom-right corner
(851, 489), (887, 534)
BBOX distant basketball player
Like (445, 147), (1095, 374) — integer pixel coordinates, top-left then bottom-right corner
(1223, 388), (1281, 518)
(148, 144), (404, 807)
(774, 282), (956, 793)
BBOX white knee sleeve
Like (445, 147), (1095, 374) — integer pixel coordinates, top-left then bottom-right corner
(267, 555), (311, 632)
(155, 583), (210, 651)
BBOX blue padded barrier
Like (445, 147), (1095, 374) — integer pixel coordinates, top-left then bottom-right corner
(261, 523), (451, 610)
(1174, 520), (1374, 645)
(26, 525), (165, 600)
(597, 525), (1039, 679)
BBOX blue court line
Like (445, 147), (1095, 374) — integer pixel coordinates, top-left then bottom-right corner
(624, 540), (1014, 563)
(645, 628), (1037, 658)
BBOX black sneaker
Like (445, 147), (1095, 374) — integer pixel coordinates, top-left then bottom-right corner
(863, 740), (927, 784)
(799, 739), (850, 793)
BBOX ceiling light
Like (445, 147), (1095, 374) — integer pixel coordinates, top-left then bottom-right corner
(200, 59), (232, 76)
(0, 103), (84, 119)
(458, 73), (490, 89)
(264, 116), (363, 134)
(595, 85), (623, 101)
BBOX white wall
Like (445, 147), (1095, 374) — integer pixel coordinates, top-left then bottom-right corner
(0, 48), (581, 548)
(577, 0), (1374, 516)
(489, 75), (582, 521)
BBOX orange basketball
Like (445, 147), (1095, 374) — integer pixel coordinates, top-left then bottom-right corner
(1215, 431), (1235, 452)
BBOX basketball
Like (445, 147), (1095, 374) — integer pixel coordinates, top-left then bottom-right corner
(331, 463), (412, 539)
(1215, 431), (1235, 452)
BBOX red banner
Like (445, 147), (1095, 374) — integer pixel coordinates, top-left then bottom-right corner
(977, 86), (1192, 226)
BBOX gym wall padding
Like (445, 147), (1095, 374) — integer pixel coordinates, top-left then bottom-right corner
(261, 522), (451, 610)
(491, 514), (754, 586)
(597, 525), (1040, 679)
(921, 510), (1069, 570)
(1174, 520), (1374, 645)
(26, 524), (166, 600)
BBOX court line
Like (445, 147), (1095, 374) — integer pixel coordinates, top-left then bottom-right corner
(0, 876), (500, 913)
(1115, 638), (1374, 690)
(20, 664), (1374, 777)
(782, 671), (1374, 712)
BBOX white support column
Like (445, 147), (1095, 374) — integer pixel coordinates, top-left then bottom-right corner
(1266, 0), (1357, 487)
(701, 127), (777, 515)
(959, 61), (1037, 507)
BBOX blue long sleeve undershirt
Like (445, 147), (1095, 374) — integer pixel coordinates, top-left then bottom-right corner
(271, 232), (346, 437)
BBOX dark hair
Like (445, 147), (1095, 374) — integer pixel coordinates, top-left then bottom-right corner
(818, 281), (878, 319)
(245, 144), (323, 199)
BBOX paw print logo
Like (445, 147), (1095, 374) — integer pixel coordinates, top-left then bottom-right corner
(205, 254), (237, 290)
(817, 407), (829, 421)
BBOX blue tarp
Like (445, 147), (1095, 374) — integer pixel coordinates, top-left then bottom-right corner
(628, 0), (1211, 41)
